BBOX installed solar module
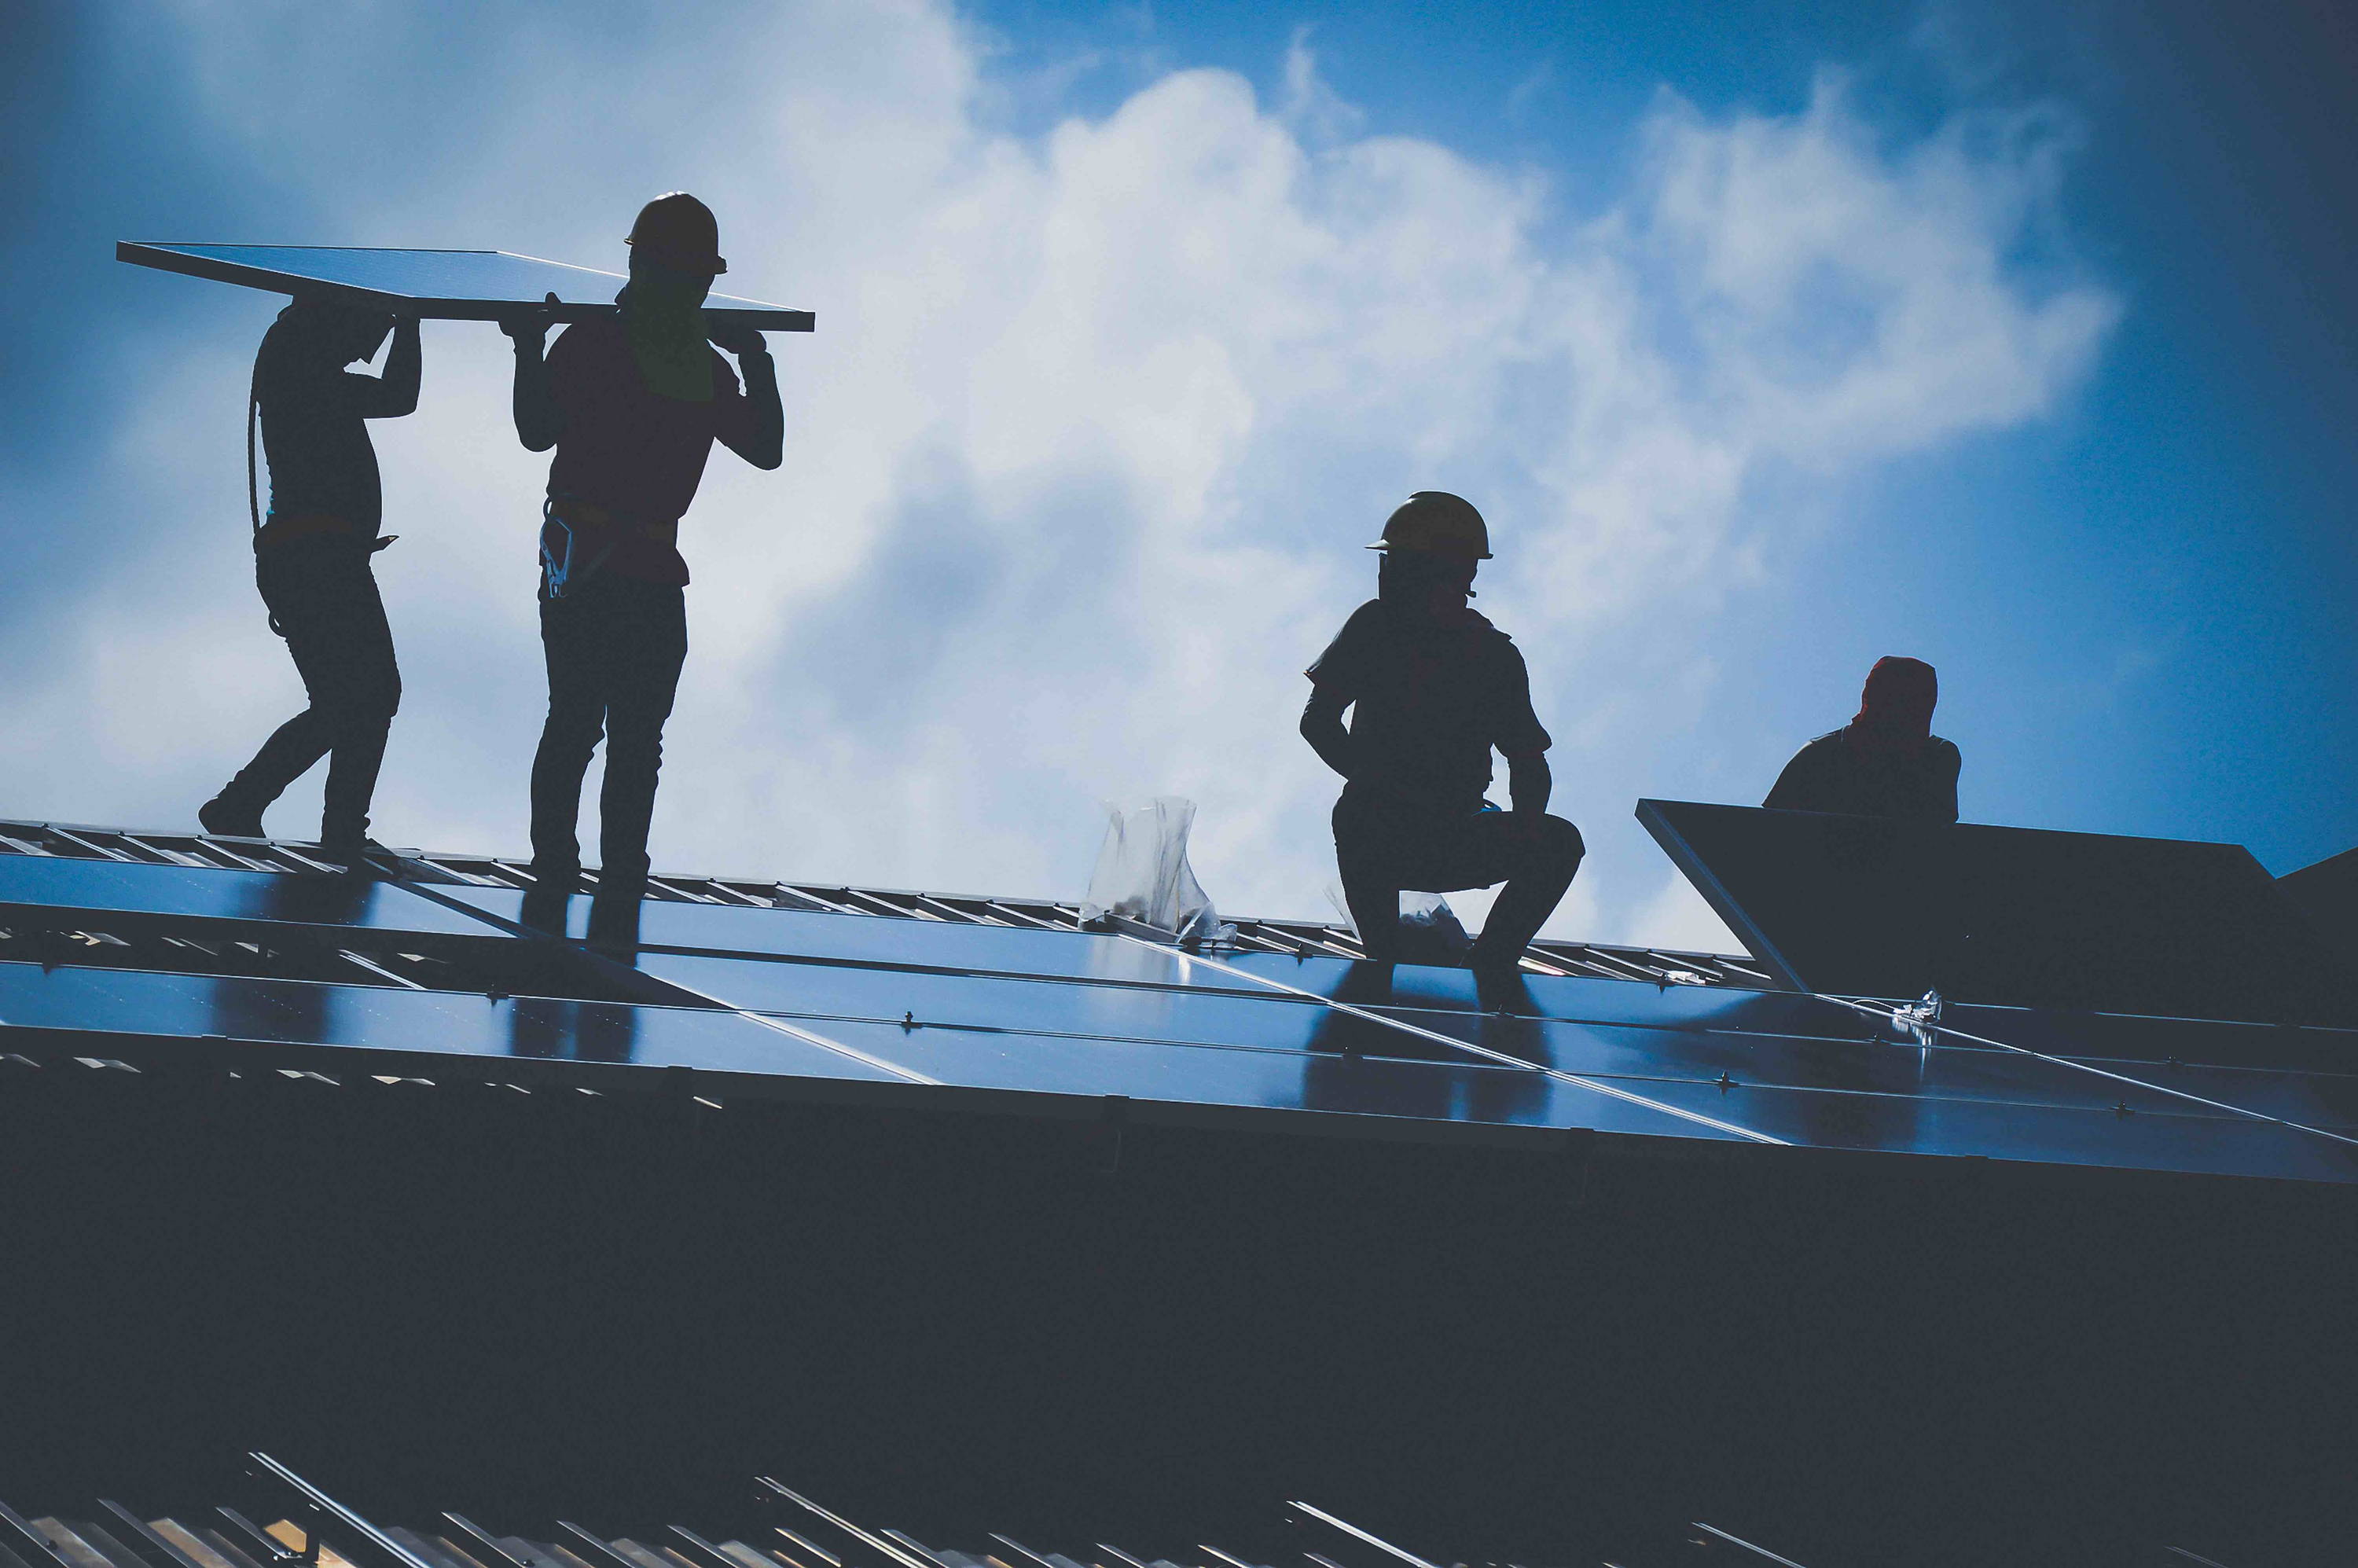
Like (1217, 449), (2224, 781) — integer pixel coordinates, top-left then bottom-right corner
(116, 242), (814, 329)
(3, 826), (2355, 1184)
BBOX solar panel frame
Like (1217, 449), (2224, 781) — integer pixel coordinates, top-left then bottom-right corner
(116, 241), (815, 329)
(1638, 797), (2358, 1026)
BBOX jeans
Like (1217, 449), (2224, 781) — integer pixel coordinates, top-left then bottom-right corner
(1333, 787), (1584, 968)
(217, 538), (401, 840)
(529, 574), (689, 888)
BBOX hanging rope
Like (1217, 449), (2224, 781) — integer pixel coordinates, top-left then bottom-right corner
(247, 339), (263, 535)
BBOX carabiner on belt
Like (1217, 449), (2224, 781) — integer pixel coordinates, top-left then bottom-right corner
(541, 496), (619, 600)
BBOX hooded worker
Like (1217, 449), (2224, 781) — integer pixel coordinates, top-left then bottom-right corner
(199, 299), (421, 855)
(1301, 492), (1585, 979)
(1763, 655), (1962, 821)
(500, 193), (784, 931)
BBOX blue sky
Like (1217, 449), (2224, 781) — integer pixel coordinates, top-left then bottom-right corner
(2, 0), (2351, 948)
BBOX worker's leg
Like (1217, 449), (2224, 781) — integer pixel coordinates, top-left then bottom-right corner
(1467, 814), (1585, 971)
(204, 546), (339, 833)
(301, 549), (402, 848)
(528, 586), (614, 883)
(206, 713), (330, 836)
(1331, 792), (1405, 965)
(593, 579), (689, 894)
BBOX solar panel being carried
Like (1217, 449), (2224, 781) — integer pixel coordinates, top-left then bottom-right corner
(116, 241), (814, 329)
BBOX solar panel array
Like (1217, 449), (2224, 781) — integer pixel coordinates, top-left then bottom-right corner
(2, 819), (2352, 1184)
(0, 819), (1778, 988)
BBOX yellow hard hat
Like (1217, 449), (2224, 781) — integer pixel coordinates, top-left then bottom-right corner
(1366, 491), (1491, 559)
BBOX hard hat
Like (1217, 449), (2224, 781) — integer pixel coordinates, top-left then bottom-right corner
(1366, 491), (1491, 558)
(627, 192), (729, 275)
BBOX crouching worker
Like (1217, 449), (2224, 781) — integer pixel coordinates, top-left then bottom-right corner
(200, 303), (420, 856)
(1301, 492), (1583, 979)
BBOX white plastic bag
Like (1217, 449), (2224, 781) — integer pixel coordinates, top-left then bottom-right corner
(1325, 883), (1473, 965)
(1082, 798), (1229, 944)
(1398, 890), (1474, 960)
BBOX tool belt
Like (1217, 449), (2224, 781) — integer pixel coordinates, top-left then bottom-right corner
(540, 495), (678, 599)
(254, 512), (395, 554)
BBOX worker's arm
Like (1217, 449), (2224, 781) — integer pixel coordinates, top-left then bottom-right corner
(351, 316), (421, 418)
(709, 325), (784, 470)
(1763, 744), (1816, 810)
(501, 293), (564, 453)
(1494, 647), (1555, 830)
(1506, 752), (1552, 818)
(1934, 743), (1961, 824)
(1300, 687), (1354, 780)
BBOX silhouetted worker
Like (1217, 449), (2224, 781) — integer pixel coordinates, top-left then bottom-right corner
(200, 302), (420, 854)
(1302, 492), (1584, 977)
(1764, 655), (1961, 821)
(501, 193), (782, 927)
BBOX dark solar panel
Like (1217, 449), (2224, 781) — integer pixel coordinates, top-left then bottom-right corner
(1218, 949), (1871, 1037)
(117, 241), (814, 329)
(1930, 1003), (2358, 1130)
(0, 963), (899, 1083)
(439, 884), (1244, 990)
(1639, 799), (2358, 1026)
(645, 949), (1357, 1054)
(0, 852), (499, 938)
(792, 1012), (1754, 1142)
(1605, 1074), (2358, 1183)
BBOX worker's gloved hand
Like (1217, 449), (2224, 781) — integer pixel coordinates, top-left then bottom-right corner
(499, 291), (561, 347)
(707, 321), (768, 358)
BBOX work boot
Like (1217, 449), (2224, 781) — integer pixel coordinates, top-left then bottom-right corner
(198, 795), (267, 839)
(586, 884), (643, 953)
(317, 832), (384, 870)
(519, 878), (574, 936)
(1471, 958), (1536, 1017)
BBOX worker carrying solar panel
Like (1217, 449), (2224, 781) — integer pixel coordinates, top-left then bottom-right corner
(1762, 656), (1963, 821)
(198, 303), (420, 856)
(498, 193), (785, 923)
(1300, 492), (1585, 981)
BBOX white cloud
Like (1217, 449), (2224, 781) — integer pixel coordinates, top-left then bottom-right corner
(1622, 871), (1744, 955)
(4, 1), (2114, 946)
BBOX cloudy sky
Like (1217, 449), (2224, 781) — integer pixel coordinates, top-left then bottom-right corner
(3, 0), (2352, 949)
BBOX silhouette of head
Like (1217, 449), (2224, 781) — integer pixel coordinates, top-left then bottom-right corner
(1370, 491), (1486, 617)
(1376, 544), (1478, 617)
(627, 192), (728, 277)
(1855, 655), (1938, 738)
